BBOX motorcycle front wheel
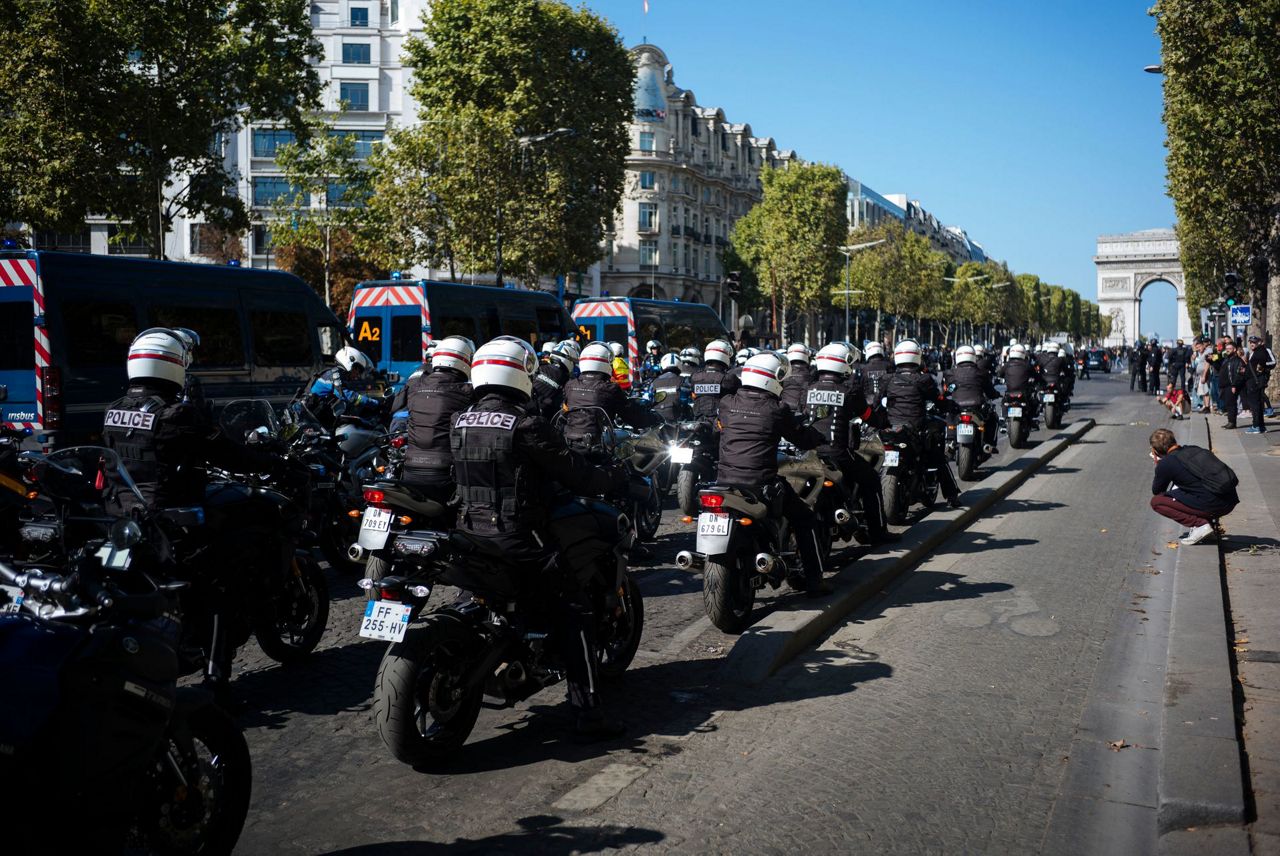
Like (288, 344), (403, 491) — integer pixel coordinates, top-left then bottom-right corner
(703, 555), (756, 634)
(598, 575), (645, 679)
(254, 555), (330, 664)
(374, 616), (484, 765)
(677, 468), (699, 517)
(132, 702), (252, 856)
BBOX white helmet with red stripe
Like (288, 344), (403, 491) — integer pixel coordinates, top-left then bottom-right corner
(815, 343), (853, 377)
(471, 337), (539, 397)
(703, 339), (733, 368)
(430, 335), (475, 376)
(954, 345), (977, 365)
(579, 342), (614, 376)
(893, 338), (923, 367)
(786, 342), (811, 366)
(740, 352), (789, 397)
(127, 327), (195, 387)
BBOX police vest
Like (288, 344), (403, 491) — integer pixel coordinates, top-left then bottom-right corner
(450, 405), (532, 535)
(102, 393), (169, 488)
(689, 368), (727, 418)
(406, 372), (473, 479)
(804, 379), (857, 454)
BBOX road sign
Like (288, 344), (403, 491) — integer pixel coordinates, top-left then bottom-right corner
(1229, 304), (1252, 327)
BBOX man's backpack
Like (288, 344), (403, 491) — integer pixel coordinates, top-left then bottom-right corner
(1178, 445), (1239, 497)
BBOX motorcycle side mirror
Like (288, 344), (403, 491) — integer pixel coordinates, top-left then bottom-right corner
(109, 518), (143, 550)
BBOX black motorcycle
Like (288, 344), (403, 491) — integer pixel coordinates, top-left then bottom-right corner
(1040, 381), (1068, 430)
(673, 419), (718, 518)
(1002, 390), (1038, 449)
(0, 448), (250, 855)
(367, 493), (643, 764)
(877, 421), (942, 525)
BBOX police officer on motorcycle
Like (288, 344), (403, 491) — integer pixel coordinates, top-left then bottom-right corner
(561, 342), (657, 451)
(806, 343), (895, 545)
(400, 336), (476, 502)
(303, 345), (382, 429)
(102, 328), (277, 511)
(999, 342), (1041, 413)
(651, 353), (691, 423)
(679, 346), (701, 378)
(780, 342), (814, 411)
(640, 339), (664, 383)
(532, 339), (579, 420)
(884, 339), (963, 508)
(450, 337), (629, 739)
(974, 343), (994, 380)
(944, 345), (1001, 452)
(689, 339), (739, 422)
(861, 342), (893, 401)
(716, 352), (831, 595)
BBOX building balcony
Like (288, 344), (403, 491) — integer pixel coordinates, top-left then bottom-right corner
(637, 224), (660, 235)
(630, 149), (673, 161)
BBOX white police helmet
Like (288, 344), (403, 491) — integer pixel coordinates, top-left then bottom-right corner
(335, 345), (375, 374)
(471, 337), (538, 397)
(740, 352), (788, 396)
(735, 348), (752, 366)
(893, 339), (923, 367)
(703, 339), (733, 368)
(973, 343), (987, 356)
(579, 342), (614, 376)
(557, 339), (581, 363)
(127, 327), (196, 387)
(430, 335), (475, 377)
(548, 340), (579, 372)
(815, 343), (853, 377)
(608, 341), (625, 359)
(865, 342), (885, 359)
(646, 339), (662, 352)
(659, 352), (680, 372)
(954, 345), (977, 365)
(1009, 343), (1028, 360)
(786, 342), (811, 366)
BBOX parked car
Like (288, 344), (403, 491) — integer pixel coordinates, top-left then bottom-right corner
(1085, 348), (1111, 373)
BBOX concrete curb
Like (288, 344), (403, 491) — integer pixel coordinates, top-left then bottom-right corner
(721, 417), (1095, 685)
(1156, 415), (1248, 845)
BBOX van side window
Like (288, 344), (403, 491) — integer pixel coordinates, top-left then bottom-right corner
(390, 315), (421, 363)
(150, 305), (244, 367)
(535, 306), (565, 345)
(317, 323), (343, 360)
(64, 301), (138, 368)
(0, 302), (33, 370)
(250, 310), (311, 366)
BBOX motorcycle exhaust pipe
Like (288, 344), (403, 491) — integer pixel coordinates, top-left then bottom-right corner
(983, 444), (996, 454)
(755, 552), (779, 574)
(675, 550), (704, 571)
(347, 544), (367, 563)
(833, 508), (853, 526)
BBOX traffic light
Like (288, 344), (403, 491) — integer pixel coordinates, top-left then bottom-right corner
(725, 270), (742, 299)
(1252, 256), (1270, 308)
(1223, 272), (1240, 307)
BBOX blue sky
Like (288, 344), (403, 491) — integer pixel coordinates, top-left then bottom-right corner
(590, 0), (1179, 337)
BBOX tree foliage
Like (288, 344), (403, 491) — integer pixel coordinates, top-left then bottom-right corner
(0, 0), (321, 255)
(392, 0), (633, 284)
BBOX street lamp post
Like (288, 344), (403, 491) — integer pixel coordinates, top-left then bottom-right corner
(836, 239), (885, 345)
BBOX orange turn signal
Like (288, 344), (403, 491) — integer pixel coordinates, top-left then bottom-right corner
(397, 516), (413, 526)
(739, 518), (753, 526)
(347, 509), (362, 518)
(25, 490), (38, 500)
(681, 515), (693, 524)
(823, 480), (835, 488)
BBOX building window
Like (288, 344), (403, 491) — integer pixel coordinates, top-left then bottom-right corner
(252, 224), (272, 254)
(682, 243), (690, 271)
(639, 170), (655, 190)
(329, 129), (382, 158)
(703, 251), (710, 277)
(342, 42), (371, 64)
(252, 128), (296, 158)
(252, 177), (298, 207)
(639, 131), (654, 152)
(691, 120), (699, 137)
(339, 81), (369, 111)
(350, 6), (369, 26)
(639, 239), (658, 267)
(638, 202), (658, 232)
(106, 226), (151, 256)
(33, 229), (90, 253)
(390, 0), (399, 23)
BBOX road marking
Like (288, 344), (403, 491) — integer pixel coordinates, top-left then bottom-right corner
(552, 763), (649, 811)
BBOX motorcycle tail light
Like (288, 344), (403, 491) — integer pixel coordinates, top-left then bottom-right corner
(699, 494), (724, 510)
(959, 413), (973, 424)
(363, 488), (386, 506)
(391, 436), (407, 449)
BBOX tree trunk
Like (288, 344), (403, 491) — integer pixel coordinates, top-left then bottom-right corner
(1268, 249), (1280, 403)
(154, 175), (166, 260)
(874, 306), (882, 344)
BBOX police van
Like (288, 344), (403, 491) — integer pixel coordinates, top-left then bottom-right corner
(571, 297), (729, 372)
(346, 278), (579, 384)
(0, 250), (347, 448)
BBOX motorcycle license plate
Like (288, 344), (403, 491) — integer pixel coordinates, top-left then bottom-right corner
(670, 446), (694, 464)
(957, 424), (975, 438)
(1043, 394), (1056, 403)
(0, 584), (22, 614)
(359, 600), (412, 643)
(358, 507), (393, 550)
(1008, 407), (1023, 417)
(697, 513), (730, 536)
(883, 450), (901, 467)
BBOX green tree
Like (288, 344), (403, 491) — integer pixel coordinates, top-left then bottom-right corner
(396, 0), (632, 285)
(1154, 0), (1280, 389)
(361, 126), (457, 277)
(270, 117), (378, 313)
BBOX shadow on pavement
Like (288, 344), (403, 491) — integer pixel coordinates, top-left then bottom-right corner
(232, 634), (384, 728)
(317, 814), (664, 855)
(1220, 535), (1280, 556)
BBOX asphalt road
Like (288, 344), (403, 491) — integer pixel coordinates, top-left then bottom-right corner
(229, 373), (1172, 855)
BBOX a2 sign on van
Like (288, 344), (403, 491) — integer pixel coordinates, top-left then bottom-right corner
(357, 321), (381, 342)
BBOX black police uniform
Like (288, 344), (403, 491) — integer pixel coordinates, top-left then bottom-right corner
(975, 354), (994, 380)
(1036, 351), (1067, 385)
(715, 387), (828, 588)
(402, 368), (474, 500)
(1167, 344), (1188, 390)
(861, 355), (893, 401)
(532, 360), (571, 421)
(803, 372), (891, 542)
(561, 373), (656, 450)
(884, 364), (962, 503)
(689, 364), (738, 421)
(999, 357), (1040, 397)
(1147, 346), (1163, 395)
(651, 370), (689, 422)
(944, 361), (1001, 449)
(451, 390), (623, 714)
(103, 381), (273, 511)
(1130, 346), (1149, 392)
(779, 364), (811, 411)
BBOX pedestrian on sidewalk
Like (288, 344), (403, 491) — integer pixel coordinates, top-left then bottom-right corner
(1157, 383), (1189, 420)
(1218, 341), (1247, 429)
(1149, 428), (1239, 545)
(1244, 335), (1274, 434)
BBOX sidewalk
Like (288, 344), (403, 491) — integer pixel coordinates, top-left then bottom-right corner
(1212, 409), (1280, 853)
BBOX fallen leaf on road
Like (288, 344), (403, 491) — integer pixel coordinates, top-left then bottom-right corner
(1108, 740), (1129, 751)
(1235, 638), (1250, 645)
(1234, 646), (1248, 653)
(1166, 541), (1180, 549)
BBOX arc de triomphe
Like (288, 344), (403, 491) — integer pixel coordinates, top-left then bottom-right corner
(1095, 228), (1191, 346)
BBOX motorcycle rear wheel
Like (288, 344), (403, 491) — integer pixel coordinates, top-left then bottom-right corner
(703, 555), (756, 634)
(374, 616), (484, 765)
(599, 575), (645, 679)
(1045, 404), (1060, 430)
(254, 556), (330, 664)
(881, 473), (906, 525)
(677, 468), (699, 517)
(1008, 418), (1025, 449)
(956, 443), (977, 481)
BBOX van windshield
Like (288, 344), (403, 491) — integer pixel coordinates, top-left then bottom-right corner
(0, 302), (33, 370)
